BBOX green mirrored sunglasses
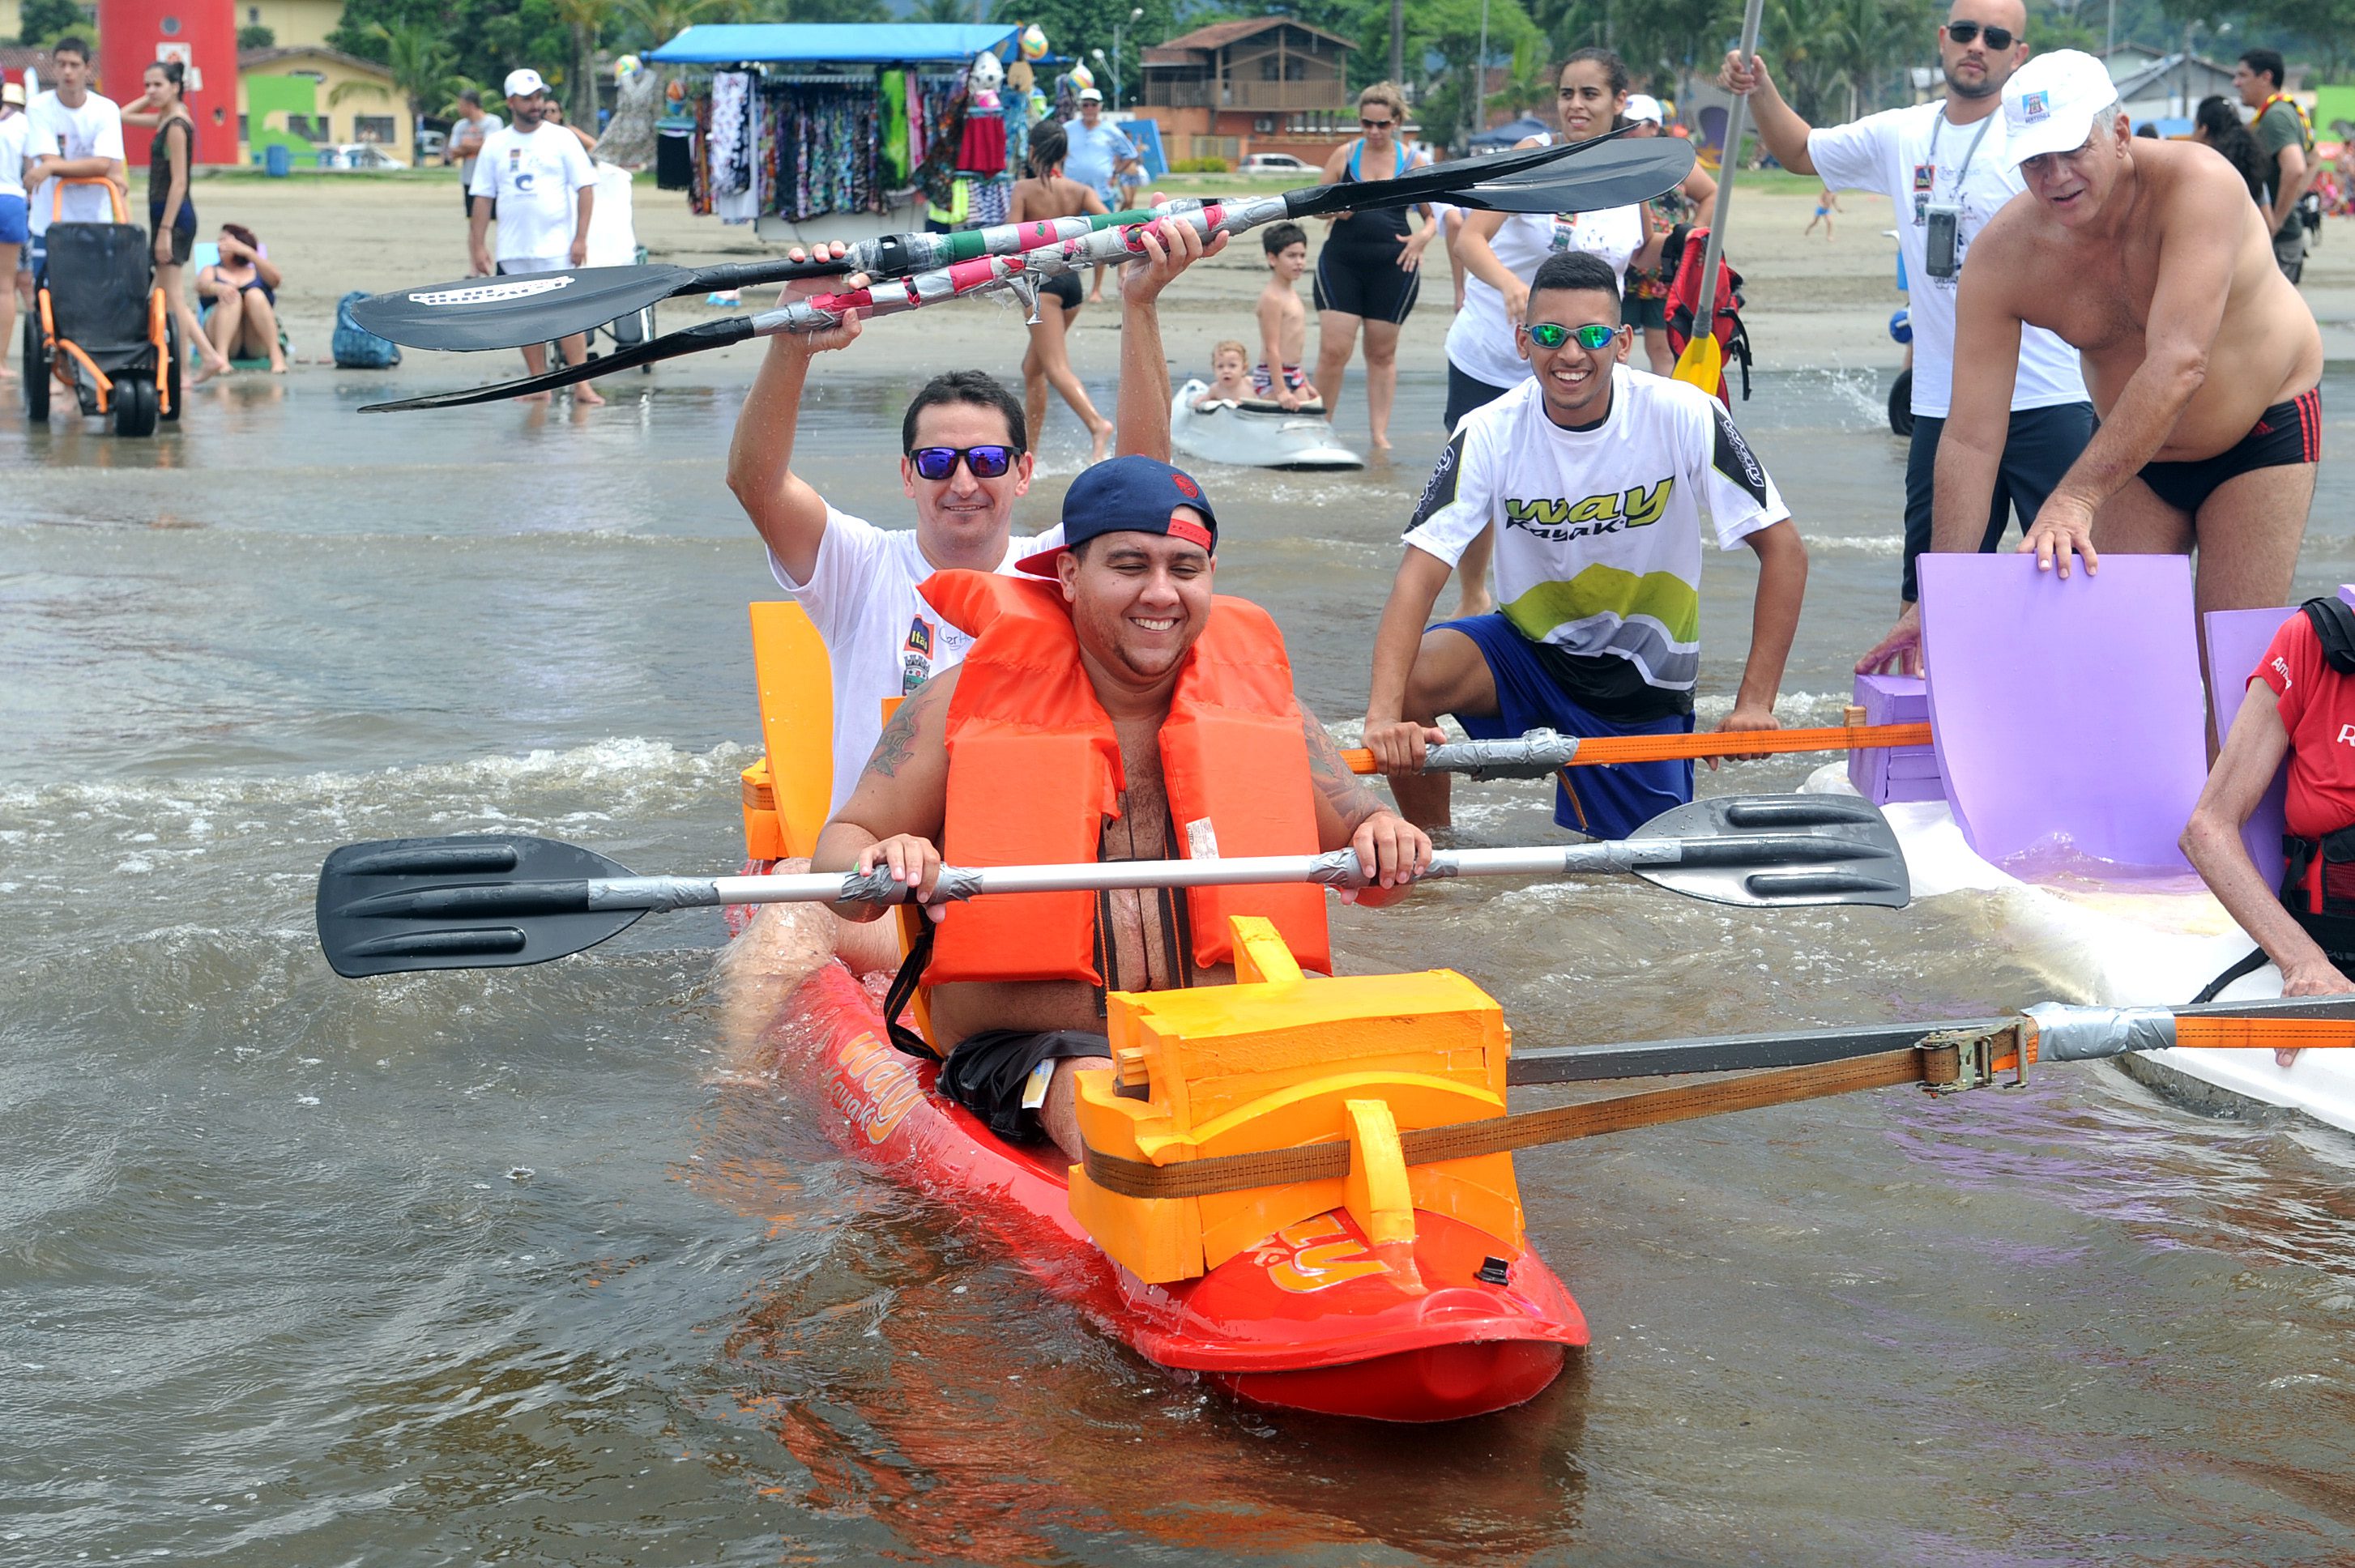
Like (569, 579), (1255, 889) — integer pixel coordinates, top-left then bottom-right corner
(1525, 322), (1619, 351)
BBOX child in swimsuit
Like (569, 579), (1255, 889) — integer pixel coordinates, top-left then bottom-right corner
(1255, 222), (1321, 410)
(1197, 340), (1253, 408)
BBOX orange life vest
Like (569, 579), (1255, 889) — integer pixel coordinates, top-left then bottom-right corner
(919, 569), (1331, 986)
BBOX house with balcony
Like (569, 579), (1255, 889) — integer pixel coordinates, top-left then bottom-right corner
(1140, 18), (1358, 167)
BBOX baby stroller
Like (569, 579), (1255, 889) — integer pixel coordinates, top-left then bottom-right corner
(23, 177), (178, 437)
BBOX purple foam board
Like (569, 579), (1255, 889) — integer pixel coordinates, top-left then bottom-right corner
(2204, 604), (2297, 883)
(1848, 673), (1942, 803)
(1917, 553), (2205, 870)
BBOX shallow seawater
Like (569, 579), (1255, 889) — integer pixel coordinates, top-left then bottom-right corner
(6, 362), (2355, 1564)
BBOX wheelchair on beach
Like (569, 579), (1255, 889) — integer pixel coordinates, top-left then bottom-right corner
(23, 177), (178, 437)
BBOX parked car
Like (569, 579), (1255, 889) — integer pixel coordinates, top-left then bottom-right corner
(316, 143), (403, 171)
(1239, 152), (1313, 174)
(416, 128), (446, 164)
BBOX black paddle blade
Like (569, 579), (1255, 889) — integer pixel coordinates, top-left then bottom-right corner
(358, 315), (757, 412)
(1632, 795), (1911, 910)
(318, 833), (646, 978)
(349, 254), (855, 352)
(1448, 138), (1696, 215)
(1282, 133), (1604, 219)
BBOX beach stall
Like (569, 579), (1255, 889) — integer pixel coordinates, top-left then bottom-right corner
(647, 23), (1028, 245)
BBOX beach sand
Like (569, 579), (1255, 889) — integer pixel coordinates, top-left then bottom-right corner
(181, 170), (2355, 390)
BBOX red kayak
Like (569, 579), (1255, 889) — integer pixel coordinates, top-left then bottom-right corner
(744, 952), (1588, 1423)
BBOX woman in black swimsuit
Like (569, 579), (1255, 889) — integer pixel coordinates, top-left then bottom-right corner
(1310, 81), (1434, 452)
(123, 59), (231, 377)
(1007, 123), (1115, 464)
(194, 222), (287, 377)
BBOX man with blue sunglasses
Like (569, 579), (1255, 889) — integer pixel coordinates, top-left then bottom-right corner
(1361, 250), (1807, 841)
(727, 217), (1225, 821)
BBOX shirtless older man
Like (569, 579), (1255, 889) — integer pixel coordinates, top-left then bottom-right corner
(1898, 49), (2322, 651)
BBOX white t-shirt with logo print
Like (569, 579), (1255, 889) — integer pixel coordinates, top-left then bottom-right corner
(1444, 203), (1648, 391)
(1402, 368), (1787, 706)
(770, 510), (1066, 814)
(1807, 100), (2087, 418)
(468, 121), (597, 263)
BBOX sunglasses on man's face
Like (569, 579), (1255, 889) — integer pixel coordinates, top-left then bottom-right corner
(1943, 21), (2015, 49)
(1525, 322), (1619, 351)
(907, 444), (1017, 481)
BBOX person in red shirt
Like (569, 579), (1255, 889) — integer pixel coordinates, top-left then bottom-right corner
(2183, 598), (2355, 1062)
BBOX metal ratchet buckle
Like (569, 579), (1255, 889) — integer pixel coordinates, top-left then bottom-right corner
(1913, 1021), (2030, 1094)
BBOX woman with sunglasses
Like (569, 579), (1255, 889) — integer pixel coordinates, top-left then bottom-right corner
(1722, 2), (2094, 679)
(1308, 81), (1435, 453)
(1008, 122), (1116, 466)
(1441, 47), (1657, 615)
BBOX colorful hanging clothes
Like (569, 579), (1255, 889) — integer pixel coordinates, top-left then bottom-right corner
(709, 70), (753, 194)
(957, 89), (1005, 177)
(882, 70), (910, 186)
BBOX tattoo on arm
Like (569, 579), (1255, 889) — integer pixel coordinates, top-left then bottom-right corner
(1299, 704), (1387, 829)
(860, 674), (945, 781)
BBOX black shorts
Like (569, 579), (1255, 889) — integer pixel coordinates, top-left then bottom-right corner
(2138, 388), (2321, 515)
(1444, 360), (1513, 432)
(937, 1029), (1110, 1144)
(1620, 290), (1666, 330)
(1312, 243), (1420, 325)
(1901, 400), (2097, 601)
(1039, 270), (1082, 311)
(149, 214), (193, 266)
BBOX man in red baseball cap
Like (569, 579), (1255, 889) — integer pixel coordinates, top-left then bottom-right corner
(808, 454), (1436, 1158)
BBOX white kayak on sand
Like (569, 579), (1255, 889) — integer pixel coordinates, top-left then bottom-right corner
(1170, 380), (1365, 471)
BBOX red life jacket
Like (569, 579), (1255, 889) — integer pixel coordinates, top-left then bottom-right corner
(1661, 224), (1753, 404)
(918, 569), (1332, 987)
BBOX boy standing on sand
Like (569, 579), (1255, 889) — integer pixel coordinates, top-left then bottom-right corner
(1256, 222), (1321, 411)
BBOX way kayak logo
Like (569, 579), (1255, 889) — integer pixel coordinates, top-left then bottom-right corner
(833, 1030), (923, 1144)
(1504, 479), (1673, 538)
(1253, 1213), (1392, 1293)
(411, 277), (575, 306)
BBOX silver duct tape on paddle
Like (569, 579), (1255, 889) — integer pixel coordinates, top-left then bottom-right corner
(2024, 1002), (2178, 1060)
(1423, 729), (1582, 779)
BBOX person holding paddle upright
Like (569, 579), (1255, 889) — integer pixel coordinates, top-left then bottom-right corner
(1362, 251), (1805, 841)
(1722, 0), (2094, 678)
(811, 456), (1432, 1159)
(726, 217), (1223, 820)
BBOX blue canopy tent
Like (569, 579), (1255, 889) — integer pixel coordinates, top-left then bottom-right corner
(648, 23), (1019, 66)
(1467, 116), (1551, 152)
(650, 23), (1028, 241)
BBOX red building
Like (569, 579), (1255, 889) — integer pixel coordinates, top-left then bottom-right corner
(99, 0), (240, 164)
(1140, 18), (1359, 168)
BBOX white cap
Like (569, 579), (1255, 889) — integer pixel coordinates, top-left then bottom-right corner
(1077, 86), (1103, 101)
(504, 67), (547, 99)
(1624, 93), (1664, 126)
(1999, 49), (2118, 168)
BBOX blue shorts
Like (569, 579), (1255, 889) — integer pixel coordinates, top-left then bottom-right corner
(1440, 613), (1694, 841)
(0, 194), (25, 247)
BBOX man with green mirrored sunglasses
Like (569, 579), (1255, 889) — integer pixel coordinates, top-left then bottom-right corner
(1360, 249), (1810, 840)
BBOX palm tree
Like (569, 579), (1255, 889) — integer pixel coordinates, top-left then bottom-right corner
(551, 0), (624, 127)
(621, 0), (739, 52)
(333, 20), (458, 159)
(910, 0), (972, 20)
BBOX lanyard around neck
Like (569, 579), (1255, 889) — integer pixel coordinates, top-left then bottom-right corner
(1928, 107), (1995, 197)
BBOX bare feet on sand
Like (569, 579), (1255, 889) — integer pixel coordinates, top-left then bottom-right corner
(573, 381), (606, 407)
(1087, 416), (1112, 463)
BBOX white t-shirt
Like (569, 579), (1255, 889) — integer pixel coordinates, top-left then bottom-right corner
(26, 90), (124, 235)
(1807, 100), (2087, 418)
(1403, 369), (1787, 703)
(469, 121), (597, 262)
(0, 112), (29, 200)
(1444, 202), (1647, 390)
(770, 510), (1068, 813)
